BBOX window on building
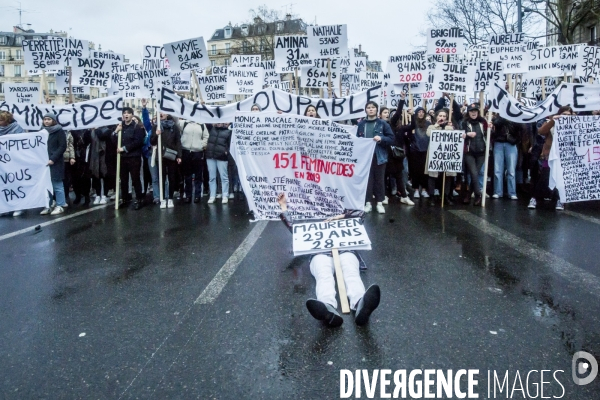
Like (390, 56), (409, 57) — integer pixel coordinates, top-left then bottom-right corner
(0, 82), (3, 93)
(224, 26), (232, 39)
(211, 44), (217, 55)
(211, 60), (216, 67)
(242, 41), (249, 53)
(225, 58), (230, 66)
(0, 36), (6, 45)
(0, 51), (6, 60)
(0, 65), (4, 77)
(16, 50), (22, 60)
(277, 22), (284, 32)
(591, 25), (597, 43)
(225, 43), (231, 54)
(48, 82), (56, 94)
(257, 25), (265, 34)
(15, 36), (23, 45)
(14, 65), (22, 77)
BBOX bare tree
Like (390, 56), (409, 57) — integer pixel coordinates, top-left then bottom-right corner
(523, 0), (600, 44)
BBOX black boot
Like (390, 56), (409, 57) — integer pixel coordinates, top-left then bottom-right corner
(306, 299), (343, 327)
(355, 285), (381, 326)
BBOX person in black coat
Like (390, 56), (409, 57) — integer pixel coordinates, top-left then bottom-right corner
(70, 129), (92, 205)
(116, 107), (146, 209)
(205, 123), (232, 203)
(40, 113), (68, 215)
(150, 114), (182, 207)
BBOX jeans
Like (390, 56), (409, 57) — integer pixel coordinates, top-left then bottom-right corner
(207, 158), (229, 199)
(464, 153), (486, 195)
(51, 179), (67, 207)
(148, 154), (160, 200)
(494, 142), (518, 197)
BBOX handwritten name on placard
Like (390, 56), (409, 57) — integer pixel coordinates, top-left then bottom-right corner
(307, 24), (348, 59)
(292, 218), (371, 256)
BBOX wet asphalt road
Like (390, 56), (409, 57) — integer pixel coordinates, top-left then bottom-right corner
(1, 194), (600, 399)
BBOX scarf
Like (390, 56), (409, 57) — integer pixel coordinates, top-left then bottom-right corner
(0, 121), (24, 136)
(161, 120), (175, 130)
(44, 124), (63, 134)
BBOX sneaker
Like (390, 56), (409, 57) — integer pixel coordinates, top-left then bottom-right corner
(510, 195), (518, 200)
(305, 299), (343, 328)
(167, 199), (174, 208)
(208, 197), (216, 204)
(382, 196), (389, 205)
(492, 194), (500, 199)
(364, 202), (372, 213)
(528, 198), (537, 209)
(453, 190), (459, 197)
(434, 189), (440, 196)
(413, 190), (420, 199)
(400, 196), (415, 206)
(40, 207), (52, 215)
(555, 200), (564, 211)
(391, 188), (397, 196)
(99, 196), (108, 205)
(376, 203), (385, 214)
(160, 200), (167, 209)
(228, 193), (235, 199)
(222, 197), (228, 204)
(421, 190), (430, 198)
(12, 210), (23, 217)
(216, 194), (222, 199)
(93, 196), (101, 205)
(50, 206), (64, 215)
(355, 285), (381, 326)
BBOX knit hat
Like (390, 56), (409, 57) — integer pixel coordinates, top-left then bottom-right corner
(251, 103), (262, 111)
(414, 107), (425, 115)
(43, 112), (57, 123)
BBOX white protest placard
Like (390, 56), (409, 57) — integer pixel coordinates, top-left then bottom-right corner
(61, 38), (90, 66)
(261, 60), (280, 87)
(386, 52), (429, 84)
(488, 33), (529, 73)
(528, 46), (562, 78)
(427, 28), (465, 56)
(231, 54), (262, 67)
(226, 67), (265, 95)
(198, 74), (230, 103)
(475, 60), (505, 92)
(141, 45), (167, 70)
(230, 112), (375, 220)
(164, 37), (209, 72)
(111, 64), (144, 99)
(0, 96), (122, 130)
(274, 35), (312, 72)
(307, 24), (348, 59)
(22, 37), (65, 71)
(301, 58), (340, 89)
(521, 76), (557, 100)
(0, 131), (52, 213)
(171, 71), (191, 92)
(90, 51), (125, 67)
(4, 83), (41, 104)
(427, 130), (465, 173)
(292, 218), (372, 256)
(464, 44), (488, 65)
(550, 116), (600, 203)
(559, 45), (578, 74)
(350, 57), (367, 74)
(341, 74), (360, 94)
(359, 71), (383, 91)
(55, 70), (90, 96)
(576, 46), (600, 82)
(273, 80), (292, 93)
(211, 66), (228, 75)
(71, 56), (112, 87)
(433, 63), (476, 94)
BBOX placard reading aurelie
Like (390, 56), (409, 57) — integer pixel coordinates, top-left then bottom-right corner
(427, 130), (465, 173)
(307, 24), (348, 59)
(292, 218), (372, 256)
(0, 131), (52, 214)
(488, 33), (529, 73)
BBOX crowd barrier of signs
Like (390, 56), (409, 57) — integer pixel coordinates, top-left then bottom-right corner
(5, 27), (600, 298)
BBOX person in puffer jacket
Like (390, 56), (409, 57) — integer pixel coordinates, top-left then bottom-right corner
(205, 123), (232, 204)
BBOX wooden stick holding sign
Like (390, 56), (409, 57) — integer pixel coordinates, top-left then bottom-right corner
(408, 86), (413, 124)
(294, 68), (300, 95)
(68, 66), (74, 104)
(327, 58), (333, 97)
(332, 248), (351, 314)
(541, 77), (546, 100)
(481, 110), (493, 208)
(115, 127), (122, 210)
(479, 90), (484, 112)
(441, 94), (455, 208)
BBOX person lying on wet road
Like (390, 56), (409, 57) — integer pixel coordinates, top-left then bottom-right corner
(277, 193), (381, 328)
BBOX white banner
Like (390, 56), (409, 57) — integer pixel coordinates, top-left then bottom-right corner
(226, 67), (265, 95)
(4, 83), (41, 104)
(230, 112), (375, 220)
(307, 24), (348, 59)
(274, 35), (312, 72)
(427, 28), (465, 56)
(292, 218), (371, 256)
(433, 63), (476, 94)
(159, 86), (381, 123)
(550, 116), (600, 203)
(427, 130), (465, 173)
(164, 37), (210, 72)
(489, 83), (600, 122)
(0, 131), (52, 213)
(0, 96), (123, 130)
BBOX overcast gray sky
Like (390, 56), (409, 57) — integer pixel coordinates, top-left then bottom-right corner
(0, 0), (434, 64)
